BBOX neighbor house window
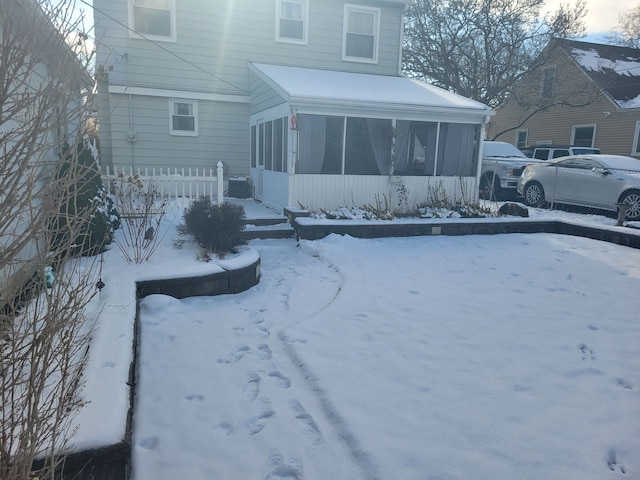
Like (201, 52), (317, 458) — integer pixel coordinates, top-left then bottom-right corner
(169, 99), (197, 136)
(516, 129), (528, 149)
(633, 121), (640, 156)
(540, 66), (556, 99)
(129, 0), (176, 41)
(342, 4), (380, 63)
(276, 0), (308, 44)
(571, 124), (596, 147)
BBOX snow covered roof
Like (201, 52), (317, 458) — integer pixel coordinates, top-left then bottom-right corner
(249, 63), (492, 120)
(557, 39), (640, 109)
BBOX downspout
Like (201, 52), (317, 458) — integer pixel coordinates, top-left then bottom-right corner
(128, 93), (135, 168)
(398, 5), (408, 76)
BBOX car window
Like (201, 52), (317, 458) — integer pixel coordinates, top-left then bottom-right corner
(533, 149), (549, 160)
(558, 158), (599, 170)
(552, 149), (569, 158)
(572, 148), (601, 155)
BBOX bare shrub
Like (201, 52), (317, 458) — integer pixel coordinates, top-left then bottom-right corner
(110, 174), (168, 264)
(1, 0), (98, 478)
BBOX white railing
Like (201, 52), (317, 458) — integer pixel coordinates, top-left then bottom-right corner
(101, 161), (225, 203)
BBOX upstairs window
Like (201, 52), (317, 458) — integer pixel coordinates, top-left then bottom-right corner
(129, 0), (176, 41)
(276, 0), (308, 44)
(343, 5), (380, 63)
(540, 66), (556, 99)
(169, 99), (197, 136)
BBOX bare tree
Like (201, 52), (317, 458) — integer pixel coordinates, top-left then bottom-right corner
(607, 4), (640, 48)
(1, 1), (101, 478)
(403, 0), (588, 108)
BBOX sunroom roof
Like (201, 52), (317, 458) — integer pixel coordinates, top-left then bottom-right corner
(249, 63), (491, 116)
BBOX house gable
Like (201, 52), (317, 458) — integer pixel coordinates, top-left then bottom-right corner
(488, 39), (640, 158)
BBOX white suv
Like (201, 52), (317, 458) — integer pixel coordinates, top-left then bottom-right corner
(480, 141), (542, 201)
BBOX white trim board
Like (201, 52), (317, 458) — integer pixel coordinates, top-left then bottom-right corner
(108, 85), (250, 103)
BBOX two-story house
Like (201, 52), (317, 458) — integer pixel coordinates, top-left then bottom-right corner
(488, 39), (640, 158)
(94, 0), (492, 211)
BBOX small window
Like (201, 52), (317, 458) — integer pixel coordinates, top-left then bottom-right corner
(515, 129), (528, 149)
(551, 149), (569, 158)
(571, 125), (596, 147)
(632, 121), (640, 156)
(129, 0), (176, 41)
(276, 0), (308, 44)
(343, 4), (380, 63)
(169, 99), (197, 136)
(541, 66), (556, 99)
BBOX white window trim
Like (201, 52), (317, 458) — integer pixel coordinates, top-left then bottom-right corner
(275, 0), (309, 45)
(632, 121), (640, 156)
(128, 0), (177, 42)
(515, 129), (528, 148)
(169, 99), (198, 137)
(342, 4), (380, 64)
(570, 124), (596, 147)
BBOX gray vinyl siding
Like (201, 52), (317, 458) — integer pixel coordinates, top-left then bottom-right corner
(94, 0), (405, 94)
(249, 72), (287, 116)
(94, 0), (406, 172)
(107, 93), (250, 175)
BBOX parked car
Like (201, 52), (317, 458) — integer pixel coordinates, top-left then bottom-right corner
(517, 154), (640, 220)
(520, 145), (601, 159)
(480, 141), (542, 200)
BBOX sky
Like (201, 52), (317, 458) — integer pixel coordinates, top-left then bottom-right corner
(69, 199), (640, 479)
(544, 0), (635, 40)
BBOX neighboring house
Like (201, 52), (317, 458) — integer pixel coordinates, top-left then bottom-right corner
(0, 0), (91, 306)
(489, 39), (640, 158)
(93, 0), (491, 211)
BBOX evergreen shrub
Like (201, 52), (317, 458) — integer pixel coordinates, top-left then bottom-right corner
(179, 198), (246, 255)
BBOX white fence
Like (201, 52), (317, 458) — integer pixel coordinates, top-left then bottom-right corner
(101, 162), (225, 203)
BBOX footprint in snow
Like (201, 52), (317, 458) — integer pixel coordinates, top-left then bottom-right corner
(264, 452), (303, 480)
(244, 371), (261, 401)
(289, 399), (323, 446)
(137, 436), (158, 450)
(217, 345), (250, 364)
(579, 343), (596, 361)
(257, 343), (273, 360)
(245, 398), (275, 436)
(607, 449), (627, 474)
(184, 394), (204, 401)
(269, 371), (291, 389)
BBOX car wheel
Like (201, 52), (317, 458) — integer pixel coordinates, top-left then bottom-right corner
(619, 190), (640, 221)
(524, 181), (545, 208)
(480, 174), (501, 201)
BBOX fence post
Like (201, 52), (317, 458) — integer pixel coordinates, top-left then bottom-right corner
(217, 160), (224, 205)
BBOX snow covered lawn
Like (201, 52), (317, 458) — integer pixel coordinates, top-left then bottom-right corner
(132, 232), (640, 480)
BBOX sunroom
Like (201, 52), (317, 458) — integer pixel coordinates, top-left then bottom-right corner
(248, 63), (493, 212)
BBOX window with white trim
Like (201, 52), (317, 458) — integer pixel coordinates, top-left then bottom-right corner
(571, 124), (595, 147)
(129, 0), (176, 41)
(276, 0), (308, 44)
(632, 121), (640, 156)
(169, 99), (197, 136)
(342, 4), (380, 63)
(515, 129), (528, 149)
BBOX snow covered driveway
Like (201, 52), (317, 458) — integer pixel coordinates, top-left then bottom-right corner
(133, 233), (640, 479)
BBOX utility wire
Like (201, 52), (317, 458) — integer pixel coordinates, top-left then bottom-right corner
(79, 0), (249, 95)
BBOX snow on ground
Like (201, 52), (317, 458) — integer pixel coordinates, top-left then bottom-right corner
(116, 201), (640, 480)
